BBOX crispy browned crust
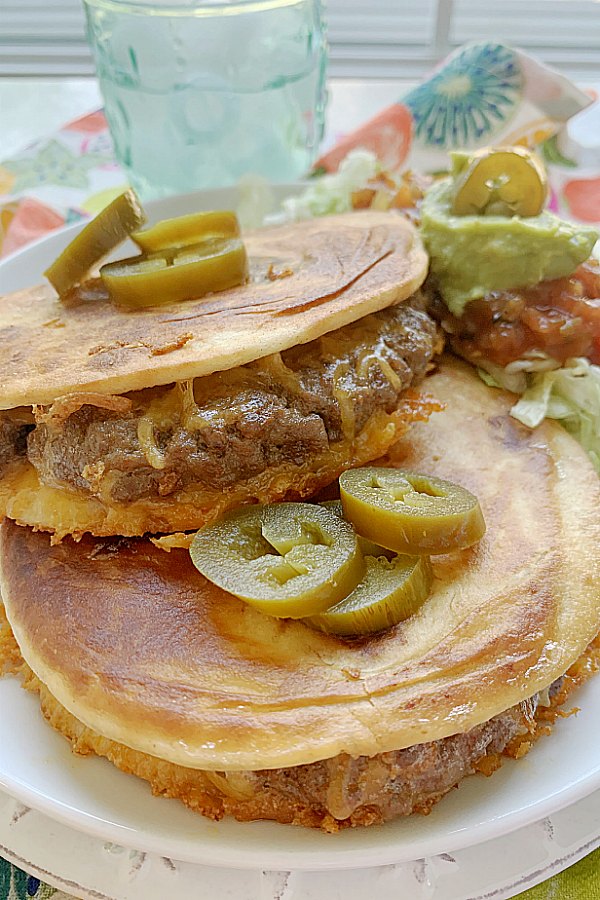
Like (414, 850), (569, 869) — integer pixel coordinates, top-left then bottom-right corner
(2, 359), (600, 774)
(1, 604), (598, 831)
(0, 392), (440, 541)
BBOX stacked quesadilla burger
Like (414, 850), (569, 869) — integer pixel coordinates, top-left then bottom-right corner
(0, 178), (599, 832)
(0, 210), (437, 539)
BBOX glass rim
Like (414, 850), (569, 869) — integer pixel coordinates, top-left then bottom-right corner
(83, 0), (310, 15)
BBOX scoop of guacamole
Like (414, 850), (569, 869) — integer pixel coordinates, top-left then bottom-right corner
(420, 177), (598, 318)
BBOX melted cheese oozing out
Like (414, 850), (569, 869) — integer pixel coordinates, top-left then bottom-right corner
(331, 362), (356, 442)
(115, 333), (411, 475)
(254, 353), (305, 399)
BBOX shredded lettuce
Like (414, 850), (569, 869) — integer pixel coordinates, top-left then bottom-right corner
(477, 368), (501, 389)
(235, 149), (380, 228)
(241, 161), (600, 474)
(282, 150), (380, 221)
(491, 358), (600, 471)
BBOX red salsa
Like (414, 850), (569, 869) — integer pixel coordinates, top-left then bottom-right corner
(434, 259), (600, 367)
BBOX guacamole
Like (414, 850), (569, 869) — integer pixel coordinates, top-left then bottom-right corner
(420, 178), (598, 318)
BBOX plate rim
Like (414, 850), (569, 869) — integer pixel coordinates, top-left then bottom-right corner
(1, 785), (600, 899)
(1, 702), (598, 871)
(0, 180), (305, 293)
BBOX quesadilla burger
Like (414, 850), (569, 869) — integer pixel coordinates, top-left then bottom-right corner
(0, 209), (439, 540)
(1, 167), (600, 833)
(1, 358), (600, 829)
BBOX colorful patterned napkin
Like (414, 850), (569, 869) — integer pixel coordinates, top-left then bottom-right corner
(1, 40), (600, 900)
(0, 109), (127, 257)
(0, 42), (599, 259)
(0, 858), (71, 899)
(315, 42), (598, 206)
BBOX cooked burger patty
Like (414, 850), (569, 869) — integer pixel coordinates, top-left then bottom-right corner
(0, 416), (33, 477)
(26, 297), (440, 505)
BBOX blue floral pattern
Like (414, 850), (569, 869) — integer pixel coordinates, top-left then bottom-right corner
(405, 43), (523, 148)
(0, 859), (57, 899)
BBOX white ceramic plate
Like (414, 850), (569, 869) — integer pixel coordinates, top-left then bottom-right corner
(1, 189), (600, 873)
(1, 787), (600, 900)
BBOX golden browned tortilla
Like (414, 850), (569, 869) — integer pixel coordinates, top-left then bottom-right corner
(1, 600), (599, 830)
(2, 359), (599, 775)
(0, 211), (427, 409)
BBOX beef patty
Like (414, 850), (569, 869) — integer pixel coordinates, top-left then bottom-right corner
(0, 414), (33, 478)
(24, 297), (440, 505)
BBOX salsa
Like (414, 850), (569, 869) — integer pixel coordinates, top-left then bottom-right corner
(432, 259), (600, 368)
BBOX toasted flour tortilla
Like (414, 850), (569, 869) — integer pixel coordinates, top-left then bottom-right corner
(0, 211), (427, 410)
(2, 358), (599, 771)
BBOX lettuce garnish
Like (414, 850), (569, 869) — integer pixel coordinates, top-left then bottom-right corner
(483, 358), (600, 471)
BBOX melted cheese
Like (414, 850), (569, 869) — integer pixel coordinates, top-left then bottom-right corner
(0, 394), (439, 540)
(331, 362), (356, 442)
(137, 417), (167, 470)
(254, 353), (305, 399)
(356, 340), (404, 392)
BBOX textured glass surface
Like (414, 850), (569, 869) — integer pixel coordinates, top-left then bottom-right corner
(84, 0), (328, 197)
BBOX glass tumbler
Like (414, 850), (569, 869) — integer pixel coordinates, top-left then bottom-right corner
(83, 0), (328, 199)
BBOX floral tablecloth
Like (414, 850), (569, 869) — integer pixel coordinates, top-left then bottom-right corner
(1, 41), (599, 900)
(1, 43), (600, 255)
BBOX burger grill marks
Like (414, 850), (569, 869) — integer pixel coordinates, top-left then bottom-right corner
(20, 297), (440, 505)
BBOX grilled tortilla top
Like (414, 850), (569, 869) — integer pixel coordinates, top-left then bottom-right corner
(0, 211), (427, 410)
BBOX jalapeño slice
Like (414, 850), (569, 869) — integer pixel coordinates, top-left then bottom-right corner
(100, 237), (248, 308)
(339, 468), (486, 555)
(319, 500), (393, 559)
(451, 146), (548, 218)
(306, 553), (433, 636)
(44, 189), (146, 296)
(189, 502), (364, 618)
(131, 210), (240, 253)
